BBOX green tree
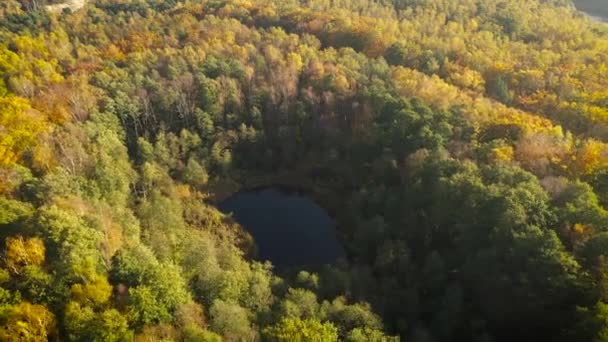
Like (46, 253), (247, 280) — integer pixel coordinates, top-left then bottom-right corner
(346, 327), (400, 342)
(209, 299), (257, 340)
(64, 302), (132, 342)
(263, 317), (339, 342)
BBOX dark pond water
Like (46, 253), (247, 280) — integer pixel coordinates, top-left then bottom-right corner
(218, 187), (345, 269)
(574, 0), (608, 21)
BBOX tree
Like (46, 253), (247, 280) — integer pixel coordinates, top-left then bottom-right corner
(486, 75), (513, 105)
(0, 96), (45, 166)
(263, 317), (338, 342)
(208, 300), (257, 340)
(64, 302), (132, 342)
(346, 327), (400, 342)
(278, 288), (320, 320)
(4, 236), (45, 274)
(0, 197), (33, 225)
(322, 297), (384, 337)
(128, 285), (171, 328)
(70, 274), (112, 307)
(123, 261), (191, 328)
(182, 157), (209, 188)
(0, 302), (56, 341)
(183, 328), (223, 342)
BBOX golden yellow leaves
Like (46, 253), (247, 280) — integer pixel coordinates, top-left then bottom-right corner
(4, 236), (45, 274)
(0, 96), (46, 167)
(287, 52), (304, 73)
(571, 139), (608, 177)
(392, 67), (463, 110)
(392, 66), (554, 135)
(573, 223), (586, 234)
(0, 302), (56, 342)
(0, 36), (71, 168)
(510, 129), (608, 178)
(104, 44), (127, 62)
(0, 36), (64, 97)
(71, 275), (113, 306)
(446, 63), (485, 92)
(491, 145), (515, 163)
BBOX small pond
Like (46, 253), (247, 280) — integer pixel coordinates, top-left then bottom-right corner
(218, 187), (345, 269)
(574, 0), (608, 22)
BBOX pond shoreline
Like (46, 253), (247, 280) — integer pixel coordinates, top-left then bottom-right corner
(208, 162), (357, 272)
(207, 162), (348, 217)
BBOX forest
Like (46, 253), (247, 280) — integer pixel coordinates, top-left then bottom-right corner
(1, 0), (608, 341)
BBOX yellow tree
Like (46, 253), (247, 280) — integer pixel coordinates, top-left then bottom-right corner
(71, 275), (113, 308)
(0, 302), (56, 341)
(4, 236), (45, 274)
(571, 140), (608, 177)
(0, 96), (46, 166)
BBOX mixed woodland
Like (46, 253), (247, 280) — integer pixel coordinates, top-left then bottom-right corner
(2, 0), (608, 341)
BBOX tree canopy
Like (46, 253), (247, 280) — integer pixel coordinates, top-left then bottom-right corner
(0, 0), (608, 341)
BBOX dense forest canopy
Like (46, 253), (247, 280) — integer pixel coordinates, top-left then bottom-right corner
(1, 0), (608, 341)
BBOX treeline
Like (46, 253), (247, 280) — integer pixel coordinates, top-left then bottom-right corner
(1, 0), (608, 341)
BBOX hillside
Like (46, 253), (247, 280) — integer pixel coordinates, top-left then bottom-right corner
(1, 0), (608, 341)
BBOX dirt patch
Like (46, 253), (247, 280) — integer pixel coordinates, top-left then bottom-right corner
(46, 0), (86, 13)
